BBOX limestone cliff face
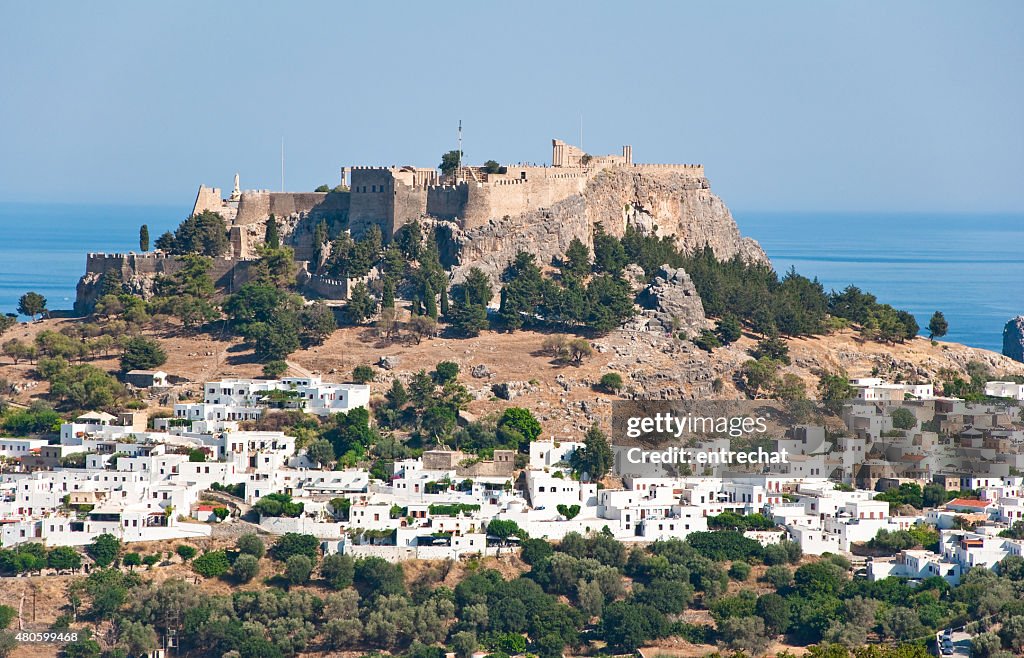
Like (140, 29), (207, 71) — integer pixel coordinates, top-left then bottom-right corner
(442, 168), (767, 283)
(585, 168), (766, 263)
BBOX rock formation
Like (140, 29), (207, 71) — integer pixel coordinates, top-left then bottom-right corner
(1004, 316), (1024, 362)
(634, 265), (707, 334)
(76, 154), (767, 313)
(443, 167), (766, 284)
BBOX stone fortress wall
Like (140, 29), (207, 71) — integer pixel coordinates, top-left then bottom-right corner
(75, 138), (736, 310)
(77, 176), (352, 310)
(75, 252), (256, 312)
(345, 139), (707, 238)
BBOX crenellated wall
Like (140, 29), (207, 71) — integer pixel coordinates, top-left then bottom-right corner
(629, 163), (705, 176)
(343, 142), (707, 239)
(425, 183), (469, 221)
(74, 253), (257, 312)
(391, 186), (428, 238)
(234, 191), (347, 226)
(457, 173), (589, 230)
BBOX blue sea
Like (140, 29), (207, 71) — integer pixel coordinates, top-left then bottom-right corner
(0, 204), (1020, 353)
(0, 202), (183, 318)
(736, 212), (1024, 353)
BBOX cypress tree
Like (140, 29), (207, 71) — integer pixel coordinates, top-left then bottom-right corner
(439, 285), (449, 316)
(424, 282), (438, 319)
(381, 278), (395, 309)
(264, 215), (280, 249)
(313, 220), (328, 264)
(139, 224), (150, 252)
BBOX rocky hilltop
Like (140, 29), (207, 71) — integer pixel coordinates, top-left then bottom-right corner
(75, 163), (765, 310)
(443, 167), (766, 282)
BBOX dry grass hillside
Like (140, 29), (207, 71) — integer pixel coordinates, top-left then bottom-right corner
(3, 317), (1022, 438)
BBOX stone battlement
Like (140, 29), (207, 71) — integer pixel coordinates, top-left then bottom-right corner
(630, 163), (705, 175)
(345, 140), (706, 237)
(191, 140), (705, 246)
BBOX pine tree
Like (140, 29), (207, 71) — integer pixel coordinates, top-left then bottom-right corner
(570, 423), (612, 481)
(716, 314), (743, 345)
(448, 290), (490, 337)
(99, 270), (123, 297)
(386, 379), (408, 409)
(139, 224), (150, 252)
(344, 282), (376, 325)
(17, 292), (47, 320)
(563, 237), (591, 278)
(928, 311), (948, 340)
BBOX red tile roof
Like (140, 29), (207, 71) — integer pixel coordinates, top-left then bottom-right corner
(946, 498), (990, 509)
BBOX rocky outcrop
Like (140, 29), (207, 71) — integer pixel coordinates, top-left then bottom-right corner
(491, 380), (538, 400)
(442, 167), (767, 285)
(74, 254), (257, 313)
(635, 265), (707, 334)
(1004, 316), (1024, 363)
(586, 167), (767, 263)
(439, 193), (593, 285)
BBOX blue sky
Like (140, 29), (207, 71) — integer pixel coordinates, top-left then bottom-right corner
(1, 1), (1021, 212)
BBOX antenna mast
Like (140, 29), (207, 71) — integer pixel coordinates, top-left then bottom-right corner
(457, 120), (462, 177)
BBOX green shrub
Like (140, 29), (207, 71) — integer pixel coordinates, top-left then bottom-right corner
(192, 550), (230, 578)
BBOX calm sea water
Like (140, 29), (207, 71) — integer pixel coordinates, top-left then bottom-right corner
(0, 202), (182, 318)
(0, 204), (1019, 353)
(736, 212), (1024, 353)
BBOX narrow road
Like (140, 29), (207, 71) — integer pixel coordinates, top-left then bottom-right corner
(286, 359), (315, 378)
(935, 629), (972, 658)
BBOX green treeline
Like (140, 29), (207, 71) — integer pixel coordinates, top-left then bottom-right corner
(46, 525), (1024, 658)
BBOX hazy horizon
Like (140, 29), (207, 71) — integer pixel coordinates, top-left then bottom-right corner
(1, 1), (1022, 212)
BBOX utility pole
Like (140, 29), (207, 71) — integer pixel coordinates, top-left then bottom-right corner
(457, 120), (463, 179)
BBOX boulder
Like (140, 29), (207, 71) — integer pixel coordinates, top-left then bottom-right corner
(491, 380), (536, 400)
(378, 355), (400, 370)
(471, 364), (492, 379)
(635, 264), (707, 334)
(1004, 316), (1024, 362)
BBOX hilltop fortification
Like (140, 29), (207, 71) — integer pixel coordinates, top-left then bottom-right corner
(338, 139), (763, 280)
(75, 138), (765, 309)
